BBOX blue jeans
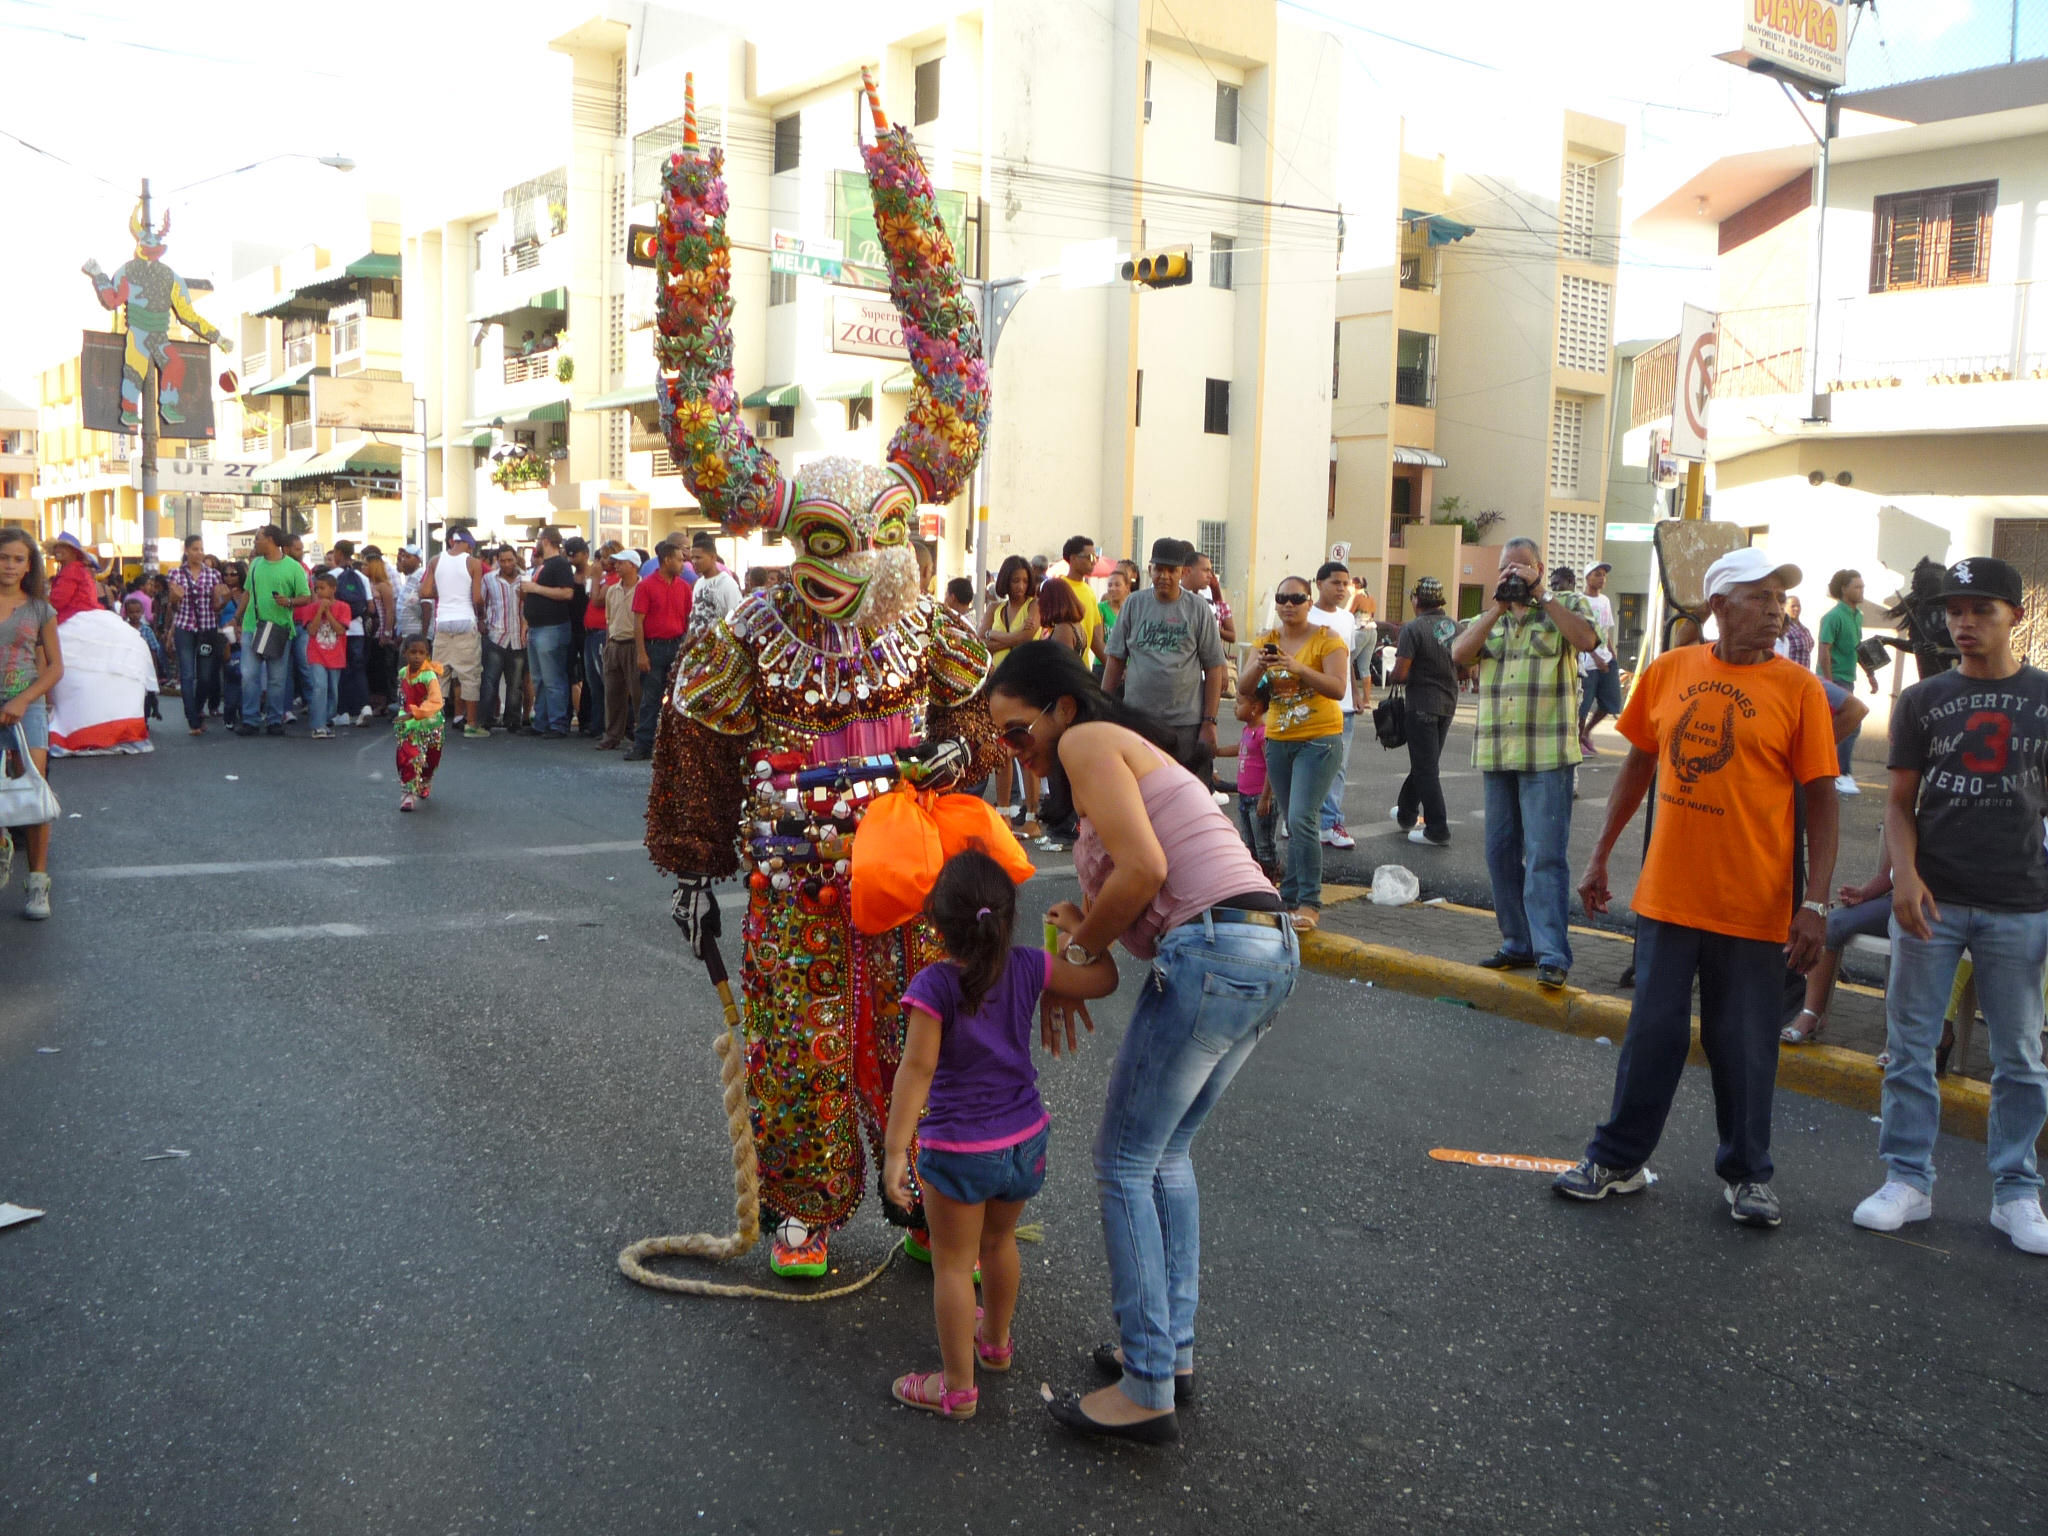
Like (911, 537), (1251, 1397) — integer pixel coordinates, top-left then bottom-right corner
(580, 628), (606, 735)
(241, 643), (292, 727)
(1836, 722), (1860, 779)
(290, 629), (316, 713)
(527, 622), (573, 733)
(1235, 791), (1277, 868)
(306, 666), (339, 731)
(173, 629), (219, 730)
(1265, 733), (1344, 910)
(1587, 917), (1788, 1183)
(1320, 711), (1358, 830)
(1882, 904), (2048, 1201)
(1481, 767), (1575, 971)
(1093, 914), (1299, 1409)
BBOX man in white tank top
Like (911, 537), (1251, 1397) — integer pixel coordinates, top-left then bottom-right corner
(419, 527), (487, 737)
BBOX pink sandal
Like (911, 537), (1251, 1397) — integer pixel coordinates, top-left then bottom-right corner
(892, 1370), (978, 1418)
(974, 1306), (1013, 1372)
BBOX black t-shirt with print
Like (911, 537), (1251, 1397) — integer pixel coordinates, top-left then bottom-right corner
(1396, 611), (1461, 719)
(524, 554), (578, 627)
(1889, 663), (2048, 911)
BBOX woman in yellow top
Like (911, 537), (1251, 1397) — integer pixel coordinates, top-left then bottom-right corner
(982, 555), (1043, 833)
(1241, 575), (1350, 927)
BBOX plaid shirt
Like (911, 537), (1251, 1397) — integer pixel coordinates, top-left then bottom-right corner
(167, 563), (221, 631)
(482, 571), (527, 650)
(1778, 618), (1814, 669)
(1473, 590), (1597, 773)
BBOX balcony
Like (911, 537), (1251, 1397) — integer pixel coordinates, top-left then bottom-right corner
(1395, 366), (1434, 408)
(285, 418), (314, 452)
(240, 351), (272, 391)
(1399, 255), (1438, 292)
(243, 424), (273, 457)
(503, 349), (560, 386)
(1832, 281), (2044, 389)
(284, 336), (317, 370)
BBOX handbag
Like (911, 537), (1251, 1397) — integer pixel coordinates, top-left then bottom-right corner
(253, 617), (291, 661)
(0, 723), (60, 828)
(1855, 635), (1891, 675)
(1372, 688), (1408, 750)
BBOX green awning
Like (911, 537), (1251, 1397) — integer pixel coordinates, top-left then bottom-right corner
(815, 379), (873, 402)
(257, 441), (403, 484)
(1402, 208), (1476, 248)
(465, 287), (570, 326)
(461, 395), (571, 431)
(427, 431), (494, 451)
(881, 367), (914, 396)
(248, 363), (328, 396)
(345, 253), (402, 280)
(251, 446), (319, 482)
(586, 383), (658, 411)
(741, 383), (799, 408)
(252, 288), (304, 318)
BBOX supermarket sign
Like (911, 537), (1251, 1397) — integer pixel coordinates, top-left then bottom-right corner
(1718, 0), (1849, 89)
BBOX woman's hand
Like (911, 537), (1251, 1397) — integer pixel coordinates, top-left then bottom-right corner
(1045, 900), (1086, 939)
(883, 1148), (916, 1212)
(1041, 994), (1095, 1058)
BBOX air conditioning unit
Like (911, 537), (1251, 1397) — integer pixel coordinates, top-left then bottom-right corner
(335, 499), (365, 533)
(758, 419), (794, 439)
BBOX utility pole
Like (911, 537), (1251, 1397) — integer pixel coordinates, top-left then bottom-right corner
(138, 177), (161, 575)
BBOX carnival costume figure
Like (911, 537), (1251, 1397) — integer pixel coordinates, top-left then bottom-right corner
(83, 204), (231, 430)
(646, 72), (1004, 1279)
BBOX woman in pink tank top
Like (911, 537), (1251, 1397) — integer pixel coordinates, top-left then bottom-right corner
(987, 640), (1301, 1445)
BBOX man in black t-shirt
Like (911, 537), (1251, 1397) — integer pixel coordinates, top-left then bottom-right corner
(1389, 575), (1461, 847)
(519, 527), (580, 738)
(1857, 557), (2048, 1256)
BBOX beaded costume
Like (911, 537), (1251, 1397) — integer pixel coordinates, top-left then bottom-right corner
(644, 73), (1003, 1261)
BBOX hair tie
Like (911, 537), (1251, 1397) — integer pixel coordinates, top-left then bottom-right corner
(975, 906), (993, 921)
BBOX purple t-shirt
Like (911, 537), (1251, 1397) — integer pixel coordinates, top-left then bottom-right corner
(903, 947), (1052, 1153)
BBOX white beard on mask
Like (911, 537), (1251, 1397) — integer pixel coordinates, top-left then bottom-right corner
(829, 545), (920, 631)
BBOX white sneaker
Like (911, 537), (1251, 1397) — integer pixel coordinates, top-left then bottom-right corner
(1408, 827), (1446, 846)
(1279, 823), (1290, 840)
(23, 871), (51, 921)
(1389, 805), (1403, 824)
(1323, 824), (1356, 849)
(1835, 774), (1861, 796)
(1991, 1196), (2048, 1255)
(358, 706), (373, 725)
(1852, 1180), (1932, 1231)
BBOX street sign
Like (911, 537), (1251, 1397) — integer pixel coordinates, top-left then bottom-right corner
(1670, 304), (1719, 460)
(131, 457), (271, 493)
(314, 374), (414, 434)
(770, 230), (844, 282)
(1716, 0), (1849, 91)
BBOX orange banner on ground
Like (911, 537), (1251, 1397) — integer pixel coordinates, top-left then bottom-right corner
(1428, 1148), (1578, 1175)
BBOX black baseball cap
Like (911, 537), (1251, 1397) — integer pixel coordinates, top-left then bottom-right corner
(1937, 557), (2024, 607)
(1148, 537), (1196, 567)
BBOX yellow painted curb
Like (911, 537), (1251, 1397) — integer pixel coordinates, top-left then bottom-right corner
(1300, 927), (2011, 1148)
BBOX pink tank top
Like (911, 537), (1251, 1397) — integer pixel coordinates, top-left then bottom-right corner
(1073, 740), (1273, 959)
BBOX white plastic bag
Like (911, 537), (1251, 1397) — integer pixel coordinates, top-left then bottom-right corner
(1370, 864), (1419, 907)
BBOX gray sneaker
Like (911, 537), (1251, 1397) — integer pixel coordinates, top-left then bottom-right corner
(1553, 1158), (1647, 1201)
(1725, 1181), (1782, 1228)
(24, 871), (51, 921)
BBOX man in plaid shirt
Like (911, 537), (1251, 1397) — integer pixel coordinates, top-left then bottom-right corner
(166, 534), (224, 735)
(1450, 537), (1601, 988)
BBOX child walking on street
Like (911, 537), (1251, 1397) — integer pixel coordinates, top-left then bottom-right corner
(884, 850), (1117, 1420)
(394, 639), (444, 812)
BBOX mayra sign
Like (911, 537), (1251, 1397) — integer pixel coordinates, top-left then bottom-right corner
(831, 293), (909, 360)
(1718, 0), (1849, 89)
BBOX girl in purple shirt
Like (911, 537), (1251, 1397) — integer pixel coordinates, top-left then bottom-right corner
(884, 849), (1117, 1421)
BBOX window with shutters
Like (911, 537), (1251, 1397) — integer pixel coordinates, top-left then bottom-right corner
(914, 58), (942, 125)
(1214, 83), (1239, 145)
(1561, 160), (1598, 260)
(1209, 235), (1234, 290)
(769, 270), (797, 307)
(1196, 520), (1227, 573)
(1549, 396), (1584, 498)
(1546, 510), (1599, 574)
(1870, 181), (1995, 291)
(773, 114), (801, 174)
(1556, 275), (1613, 374)
(1204, 378), (1230, 435)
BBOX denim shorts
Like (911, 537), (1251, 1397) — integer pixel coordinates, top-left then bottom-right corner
(917, 1124), (1050, 1206)
(5, 696), (48, 752)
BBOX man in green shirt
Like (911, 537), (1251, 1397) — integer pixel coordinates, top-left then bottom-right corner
(236, 523), (309, 736)
(1449, 538), (1601, 988)
(1816, 569), (1865, 794)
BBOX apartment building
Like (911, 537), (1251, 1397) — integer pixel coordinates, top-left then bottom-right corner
(1331, 111), (1625, 624)
(0, 389), (34, 534)
(1631, 58), (2048, 660)
(31, 356), (140, 560)
(399, 0), (1341, 609)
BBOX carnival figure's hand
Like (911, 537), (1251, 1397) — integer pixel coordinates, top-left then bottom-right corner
(883, 1148), (916, 1214)
(215, 335), (234, 356)
(669, 876), (722, 960)
(895, 735), (969, 791)
(82, 259), (106, 280)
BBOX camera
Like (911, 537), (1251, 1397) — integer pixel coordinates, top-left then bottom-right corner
(1493, 572), (1533, 606)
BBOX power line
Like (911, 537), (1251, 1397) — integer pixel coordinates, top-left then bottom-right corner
(0, 122), (123, 189)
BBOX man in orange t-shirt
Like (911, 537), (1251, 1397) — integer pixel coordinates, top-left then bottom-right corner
(1557, 548), (1840, 1230)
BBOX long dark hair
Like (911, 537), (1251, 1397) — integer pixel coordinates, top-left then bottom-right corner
(924, 848), (1019, 1014)
(988, 639), (1176, 752)
(0, 528), (47, 600)
(995, 554), (1034, 607)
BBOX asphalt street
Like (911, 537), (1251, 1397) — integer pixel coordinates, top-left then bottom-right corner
(2, 726), (2037, 1536)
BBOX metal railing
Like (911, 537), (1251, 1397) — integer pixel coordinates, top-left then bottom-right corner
(243, 426), (272, 456)
(503, 351), (557, 385)
(241, 351), (271, 388)
(1630, 335), (1679, 430)
(1399, 255), (1437, 292)
(503, 241), (541, 277)
(284, 336), (316, 369)
(1832, 280), (2043, 388)
(1394, 366), (1434, 408)
(285, 418), (313, 451)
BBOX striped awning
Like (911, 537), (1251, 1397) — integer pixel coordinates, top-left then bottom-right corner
(1392, 446), (1447, 467)
(256, 442), (402, 484)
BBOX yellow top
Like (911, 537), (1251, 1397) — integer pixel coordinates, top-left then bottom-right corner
(1061, 576), (1100, 661)
(1255, 626), (1346, 740)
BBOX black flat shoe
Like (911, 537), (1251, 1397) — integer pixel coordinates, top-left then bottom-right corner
(1043, 1388), (1179, 1444)
(1090, 1344), (1197, 1403)
(1478, 950), (1536, 971)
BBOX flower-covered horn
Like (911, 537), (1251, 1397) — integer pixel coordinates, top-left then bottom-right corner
(860, 67), (989, 505)
(656, 72), (794, 535)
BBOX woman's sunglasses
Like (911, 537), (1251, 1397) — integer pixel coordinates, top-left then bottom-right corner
(998, 702), (1052, 750)
(1274, 591), (1310, 605)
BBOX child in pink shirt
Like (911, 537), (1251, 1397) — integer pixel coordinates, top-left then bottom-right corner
(1216, 691), (1277, 882)
(292, 573), (351, 737)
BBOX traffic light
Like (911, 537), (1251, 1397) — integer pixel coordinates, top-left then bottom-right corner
(627, 223), (659, 269)
(1120, 249), (1193, 288)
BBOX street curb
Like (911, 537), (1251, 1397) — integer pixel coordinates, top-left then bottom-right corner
(1300, 927), (2004, 1147)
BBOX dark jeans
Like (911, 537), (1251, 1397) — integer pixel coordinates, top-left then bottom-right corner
(634, 636), (680, 755)
(173, 629), (221, 729)
(1836, 721), (1860, 779)
(580, 628), (606, 736)
(337, 635), (369, 719)
(1396, 711), (1454, 840)
(1162, 721), (1216, 789)
(483, 641), (528, 731)
(1236, 791), (1277, 867)
(1587, 916), (1788, 1185)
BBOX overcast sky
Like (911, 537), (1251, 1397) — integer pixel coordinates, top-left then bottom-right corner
(0, 0), (1986, 403)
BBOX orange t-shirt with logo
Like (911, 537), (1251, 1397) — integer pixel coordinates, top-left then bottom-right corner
(1617, 646), (1839, 943)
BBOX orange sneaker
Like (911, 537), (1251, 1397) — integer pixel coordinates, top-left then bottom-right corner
(770, 1223), (829, 1278)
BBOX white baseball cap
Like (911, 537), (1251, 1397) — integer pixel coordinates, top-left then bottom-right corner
(1702, 547), (1802, 602)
